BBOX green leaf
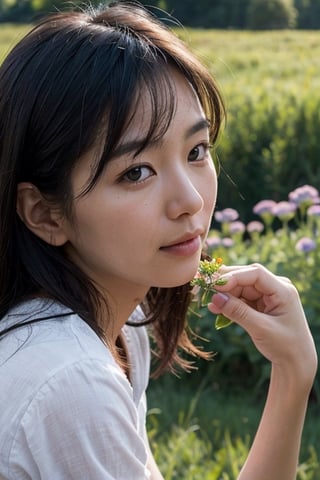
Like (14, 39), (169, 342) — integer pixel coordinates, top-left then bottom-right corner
(215, 314), (233, 330)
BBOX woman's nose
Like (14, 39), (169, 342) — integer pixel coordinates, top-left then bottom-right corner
(165, 169), (204, 219)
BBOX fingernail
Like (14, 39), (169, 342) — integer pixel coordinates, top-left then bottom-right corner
(212, 292), (229, 308)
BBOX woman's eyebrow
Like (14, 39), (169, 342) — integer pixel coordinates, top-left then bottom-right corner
(184, 118), (210, 139)
(112, 140), (144, 158)
(111, 118), (210, 159)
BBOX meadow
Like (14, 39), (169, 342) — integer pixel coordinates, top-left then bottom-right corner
(1, 24), (320, 478)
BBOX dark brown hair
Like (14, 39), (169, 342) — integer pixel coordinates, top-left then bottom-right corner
(0, 1), (225, 375)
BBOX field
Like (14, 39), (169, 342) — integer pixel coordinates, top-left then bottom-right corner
(183, 29), (320, 91)
(0, 24), (29, 61)
(1, 24), (320, 478)
(3, 26), (320, 90)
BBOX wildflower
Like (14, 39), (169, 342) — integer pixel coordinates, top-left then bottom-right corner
(272, 201), (296, 221)
(253, 200), (276, 228)
(253, 199), (277, 216)
(191, 258), (232, 330)
(246, 221), (264, 233)
(307, 205), (320, 217)
(191, 258), (223, 290)
(295, 237), (316, 253)
(289, 185), (319, 207)
(206, 235), (222, 248)
(222, 237), (234, 248)
(214, 208), (239, 223)
(228, 221), (245, 235)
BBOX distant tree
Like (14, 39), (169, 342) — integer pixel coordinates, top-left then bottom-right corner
(0, 0), (33, 22)
(247, 0), (298, 29)
(0, 0), (101, 22)
(2, 0), (320, 29)
(142, 0), (251, 28)
(294, 0), (320, 28)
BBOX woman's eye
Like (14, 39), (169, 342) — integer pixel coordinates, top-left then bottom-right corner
(188, 143), (210, 163)
(121, 165), (154, 183)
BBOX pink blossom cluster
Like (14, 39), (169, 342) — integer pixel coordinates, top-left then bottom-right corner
(211, 184), (320, 253)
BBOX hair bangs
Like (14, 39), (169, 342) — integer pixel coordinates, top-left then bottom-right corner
(82, 55), (178, 196)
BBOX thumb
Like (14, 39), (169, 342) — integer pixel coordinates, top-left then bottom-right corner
(208, 292), (259, 330)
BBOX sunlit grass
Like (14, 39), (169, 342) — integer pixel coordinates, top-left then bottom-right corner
(0, 24), (30, 62)
(2, 24), (320, 102)
(147, 373), (320, 479)
(2, 24), (320, 88)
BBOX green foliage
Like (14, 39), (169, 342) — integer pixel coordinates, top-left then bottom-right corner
(147, 379), (320, 478)
(147, 378), (254, 479)
(189, 188), (320, 401)
(180, 29), (320, 222)
(2, 0), (320, 27)
(294, 0), (320, 28)
(149, 420), (249, 479)
(0, 0), (106, 22)
(217, 92), (320, 222)
(247, 0), (297, 29)
(149, 420), (320, 479)
(0, 23), (29, 61)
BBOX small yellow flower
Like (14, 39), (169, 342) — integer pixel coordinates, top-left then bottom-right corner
(191, 258), (232, 330)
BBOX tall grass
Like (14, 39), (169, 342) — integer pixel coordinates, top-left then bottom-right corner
(180, 29), (320, 93)
(147, 374), (320, 479)
(2, 24), (320, 84)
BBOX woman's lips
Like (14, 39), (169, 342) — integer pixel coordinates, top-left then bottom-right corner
(160, 235), (202, 256)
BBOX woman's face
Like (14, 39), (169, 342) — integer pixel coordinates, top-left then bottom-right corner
(61, 70), (218, 301)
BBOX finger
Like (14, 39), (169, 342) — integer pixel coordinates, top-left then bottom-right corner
(218, 264), (292, 287)
(215, 263), (290, 297)
(208, 291), (266, 332)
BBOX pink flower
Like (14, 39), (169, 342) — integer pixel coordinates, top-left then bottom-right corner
(214, 208), (239, 223)
(247, 221), (264, 233)
(253, 200), (277, 216)
(206, 235), (222, 248)
(222, 237), (234, 248)
(289, 185), (319, 206)
(272, 201), (296, 220)
(229, 221), (245, 234)
(307, 205), (320, 217)
(295, 237), (316, 253)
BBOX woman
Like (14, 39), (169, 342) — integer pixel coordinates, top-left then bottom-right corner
(0, 2), (317, 478)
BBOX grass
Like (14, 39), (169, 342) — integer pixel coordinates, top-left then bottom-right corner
(2, 24), (320, 108)
(0, 24), (30, 62)
(147, 371), (320, 479)
(2, 24), (320, 84)
(179, 29), (320, 92)
(147, 372), (263, 451)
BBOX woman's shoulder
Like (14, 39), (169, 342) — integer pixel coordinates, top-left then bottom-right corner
(0, 299), (150, 401)
(0, 300), (149, 462)
(0, 298), (108, 365)
(0, 328), (149, 480)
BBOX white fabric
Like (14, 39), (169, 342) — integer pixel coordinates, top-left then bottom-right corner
(0, 299), (151, 479)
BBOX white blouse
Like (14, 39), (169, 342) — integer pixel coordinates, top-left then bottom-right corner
(0, 299), (151, 479)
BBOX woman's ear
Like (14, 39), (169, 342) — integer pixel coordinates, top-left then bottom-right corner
(16, 182), (68, 246)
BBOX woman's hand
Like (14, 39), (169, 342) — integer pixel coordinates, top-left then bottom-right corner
(208, 263), (317, 480)
(208, 263), (317, 386)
